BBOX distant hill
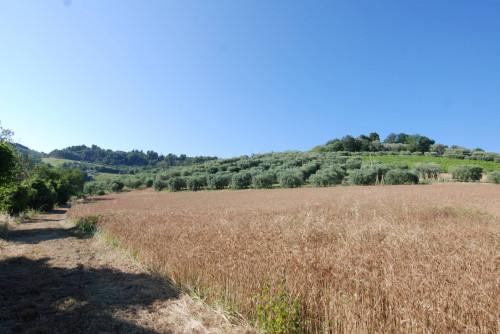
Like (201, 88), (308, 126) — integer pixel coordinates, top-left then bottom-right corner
(15, 143), (45, 159)
(311, 132), (500, 162)
(47, 145), (218, 168)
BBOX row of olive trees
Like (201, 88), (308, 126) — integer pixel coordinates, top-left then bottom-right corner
(84, 160), (500, 197)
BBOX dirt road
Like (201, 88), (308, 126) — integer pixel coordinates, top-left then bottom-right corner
(0, 207), (252, 334)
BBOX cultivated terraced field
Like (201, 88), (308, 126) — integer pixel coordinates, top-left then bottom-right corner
(68, 184), (500, 333)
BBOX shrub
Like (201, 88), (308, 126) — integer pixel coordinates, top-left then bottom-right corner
(25, 179), (57, 212)
(187, 175), (207, 191)
(84, 181), (106, 196)
(301, 162), (320, 179)
(346, 158), (362, 170)
(145, 178), (154, 187)
(361, 163), (389, 183)
(232, 172), (253, 189)
(413, 163), (442, 180)
(349, 168), (377, 185)
(153, 179), (168, 191)
(0, 183), (28, 214)
(384, 169), (419, 185)
(207, 173), (232, 190)
(124, 177), (143, 189)
(487, 171), (500, 184)
(228, 165), (240, 173)
(110, 180), (124, 192)
(450, 165), (483, 182)
(253, 173), (276, 189)
(167, 177), (186, 192)
(278, 171), (303, 188)
(309, 166), (345, 187)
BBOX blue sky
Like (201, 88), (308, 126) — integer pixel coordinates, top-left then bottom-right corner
(1, 1), (499, 157)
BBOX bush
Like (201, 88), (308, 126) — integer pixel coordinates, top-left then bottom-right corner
(413, 163), (441, 180)
(167, 177), (186, 192)
(346, 158), (362, 170)
(124, 177), (143, 189)
(145, 178), (154, 187)
(487, 171), (500, 184)
(207, 173), (232, 190)
(309, 166), (345, 187)
(110, 180), (125, 192)
(25, 179), (57, 212)
(384, 169), (419, 185)
(253, 173), (276, 189)
(84, 181), (106, 196)
(278, 171), (303, 188)
(232, 172), (253, 189)
(450, 165), (483, 182)
(187, 175), (206, 191)
(301, 162), (320, 179)
(349, 168), (377, 185)
(0, 183), (28, 214)
(361, 163), (389, 183)
(153, 179), (168, 191)
(53, 178), (72, 204)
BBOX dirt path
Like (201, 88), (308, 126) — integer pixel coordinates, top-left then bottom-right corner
(0, 207), (253, 334)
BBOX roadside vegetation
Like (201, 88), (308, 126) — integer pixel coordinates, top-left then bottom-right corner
(0, 123), (85, 216)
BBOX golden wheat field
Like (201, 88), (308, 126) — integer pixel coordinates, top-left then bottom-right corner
(67, 184), (500, 333)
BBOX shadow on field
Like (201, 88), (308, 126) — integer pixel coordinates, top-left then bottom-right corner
(0, 256), (179, 334)
(7, 227), (82, 244)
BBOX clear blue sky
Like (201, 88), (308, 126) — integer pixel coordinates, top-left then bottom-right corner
(1, 0), (499, 157)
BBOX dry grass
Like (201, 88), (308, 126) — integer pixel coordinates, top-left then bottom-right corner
(67, 184), (500, 333)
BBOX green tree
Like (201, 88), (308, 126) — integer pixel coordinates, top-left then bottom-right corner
(384, 169), (419, 185)
(0, 141), (20, 185)
(231, 172), (252, 189)
(349, 168), (377, 185)
(450, 165), (483, 182)
(406, 135), (435, 153)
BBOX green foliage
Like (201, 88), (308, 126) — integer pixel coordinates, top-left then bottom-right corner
(186, 175), (207, 191)
(384, 169), (419, 185)
(48, 144), (217, 168)
(359, 155), (500, 173)
(29, 164), (85, 204)
(277, 171), (303, 188)
(167, 177), (186, 192)
(349, 168), (377, 185)
(309, 165), (345, 187)
(84, 181), (106, 196)
(24, 179), (57, 212)
(253, 281), (302, 333)
(231, 172), (253, 189)
(301, 162), (320, 179)
(207, 173), (232, 190)
(110, 180), (125, 192)
(0, 141), (20, 185)
(361, 162), (390, 182)
(253, 172), (276, 189)
(450, 165), (483, 182)
(487, 171), (500, 184)
(413, 163), (441, 179)
(346, 157), (362, 170)
(74, 215), (100, 234)
(124, 177), (143, 189)
(405, 134), (435, 153)
(153, 179), (168, 191)
(0, 183), (29, 214)
(145, 178), (154, 187)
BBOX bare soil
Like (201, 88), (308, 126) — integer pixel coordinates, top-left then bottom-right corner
(0, 206), (253, 334)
